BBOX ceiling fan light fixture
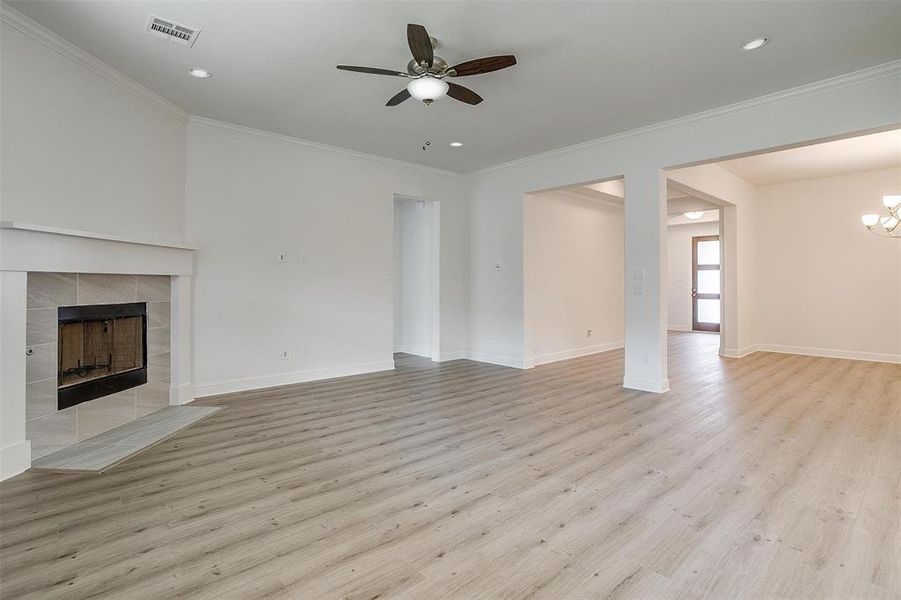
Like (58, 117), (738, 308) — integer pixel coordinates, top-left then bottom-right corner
(684, 211), (705, 220)
(407, 76), (448, 102)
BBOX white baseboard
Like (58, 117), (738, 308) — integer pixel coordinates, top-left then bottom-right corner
(622, 376), (670, 394)
(192, 342), (897, 400)
(393, 345), (432, 358)
(465, 351), (530, 369)
(754, 344), (900, 364)
(531, 340), (624, 366)
(667, 324), (692, 332)
(169, 382), (195, 405)
(194, 360), (396, 397)
(721, 345), (758, 359)
(721, 343), (900, 363)
(1, 440), (31, 481)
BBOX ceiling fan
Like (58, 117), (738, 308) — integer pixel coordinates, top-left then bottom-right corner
(337, 23), (516, 106)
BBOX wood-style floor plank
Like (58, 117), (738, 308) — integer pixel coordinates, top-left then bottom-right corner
(1, 333), (899, 599)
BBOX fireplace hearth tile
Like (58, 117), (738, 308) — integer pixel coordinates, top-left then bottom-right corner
(25, 342), (57, 384)
(77, 390), (137, 441)
(148, 326), (170, 357)
(27, 273), (76, 308)
(77, 274), (137, 305)
(26, 307), (57, 345)
(137, 275), (171, 302)
(26, 407), (77, 460)
(137, 380), (170, 416)
(26, 378), (57, 420)
(149, 301), (171, 329)
(148, 352), (171, 382)
(31, 406), (222, 473)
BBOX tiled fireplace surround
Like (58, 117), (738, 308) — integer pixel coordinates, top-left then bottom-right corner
(26, 273), (172, 459)
(0, 223), (196, 479)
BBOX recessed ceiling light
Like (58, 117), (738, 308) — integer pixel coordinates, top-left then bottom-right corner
(449, 142), (463, 147)
(742, 37), (768, 51)
(189, 67), (212, 79)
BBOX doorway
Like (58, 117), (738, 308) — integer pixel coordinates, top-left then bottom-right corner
(393, 197), (439, 361)
(523, 182), (625, 366)
(691, 234), (721, 332)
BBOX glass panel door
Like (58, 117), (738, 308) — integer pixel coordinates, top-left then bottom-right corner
(692, 235), (720, 332)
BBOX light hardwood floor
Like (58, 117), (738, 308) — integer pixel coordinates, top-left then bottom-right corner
(1, 333), (899, 599)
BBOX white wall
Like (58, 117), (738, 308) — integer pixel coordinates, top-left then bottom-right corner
(525, 190), (624, 364)
(3, 0), (900, 409)
(393, 199), (436, 358)
(0, 15), (187, 245)
(186, 119), (468, 396)
(753, 167), (901, 361)
(667, 220), (720, 331)
(467, 64), (900, 387)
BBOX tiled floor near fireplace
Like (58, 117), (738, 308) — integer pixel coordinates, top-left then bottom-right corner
(30, 406), (221, 473)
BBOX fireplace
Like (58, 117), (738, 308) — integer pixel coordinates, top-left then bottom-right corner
(57, 302), (148, 410)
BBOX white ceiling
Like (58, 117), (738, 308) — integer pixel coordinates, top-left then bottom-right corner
(7, 1), (901, 172)
(718, 129), (901, 185)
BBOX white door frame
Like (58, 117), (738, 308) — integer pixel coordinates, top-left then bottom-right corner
(392, 195), (440, 361)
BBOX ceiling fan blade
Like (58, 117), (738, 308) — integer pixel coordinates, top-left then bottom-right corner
(450, 55), (517, 77)
(386, 88), (412, 106)
(337, 65), (407, 77)
(446, 82), (483, 105)
(407, 23), (434, 67)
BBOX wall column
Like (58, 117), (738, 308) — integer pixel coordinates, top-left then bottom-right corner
(0, 271), (31, 479)
(170, 275), (194, 405)
(623, 166), (669, 393)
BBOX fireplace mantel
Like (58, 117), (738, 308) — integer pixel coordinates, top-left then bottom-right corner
(0, 221), (195, 275)
(0, 222), (196, 480)
(0, 222), (196, 249)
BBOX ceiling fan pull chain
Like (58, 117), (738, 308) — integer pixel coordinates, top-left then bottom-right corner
(421, 102), (432, 152)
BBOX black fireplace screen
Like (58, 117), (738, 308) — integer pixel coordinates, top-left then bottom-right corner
(57, 302), (148, 410)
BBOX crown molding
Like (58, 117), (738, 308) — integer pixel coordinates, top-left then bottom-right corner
(0, 4), (189, 122)
(3, 0), (898, 178)
(469, 59), (901, 176)
(187, 116), (464, 178)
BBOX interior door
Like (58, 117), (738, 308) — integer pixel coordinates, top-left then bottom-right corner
(692, 235), (721, 332)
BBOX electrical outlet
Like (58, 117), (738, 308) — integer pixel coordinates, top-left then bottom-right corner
(278, 351), (289, 360)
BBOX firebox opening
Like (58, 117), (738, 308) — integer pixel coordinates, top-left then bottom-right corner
(57, 302), (148, 410)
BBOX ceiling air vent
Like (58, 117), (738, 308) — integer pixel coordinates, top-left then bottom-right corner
(145, 15), (200, 47)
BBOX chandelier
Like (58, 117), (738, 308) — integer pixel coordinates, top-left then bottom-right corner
(861, 195), (900, 238)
